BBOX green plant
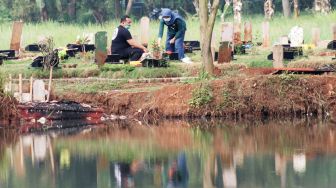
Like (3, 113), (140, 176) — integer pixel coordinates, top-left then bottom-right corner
(189, 83), (213, 108)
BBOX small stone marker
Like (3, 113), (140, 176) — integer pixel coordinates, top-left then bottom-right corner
(312, 28), (320, 46)
(244, 22), (252, 42)
(139, 17), (150, 47)
(95, 31), (107, 67)
(288, 26), (303, 47)
(221, 22), (234, 42)
(218, 41), (232, 63)
(262, 21), (270, 48)
(279, 35), (289, 45)
(332, 24), (336, 40)
(273, 45), (284, 68)
(10, 21), (24, 52)
(33, 80), (46, 102)
(233, 23), (241, 44)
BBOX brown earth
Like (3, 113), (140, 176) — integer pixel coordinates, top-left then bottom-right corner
(0, 93), (18, 122)
(56, 74), (336, 120)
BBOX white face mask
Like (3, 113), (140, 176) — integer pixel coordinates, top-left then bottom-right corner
(163, 17), (171, 22)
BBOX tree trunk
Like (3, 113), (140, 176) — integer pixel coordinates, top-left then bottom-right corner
(293, 0), (299, 18)
(315, 0), (331, 14)
(233, 0), (242, 23)
(41, 6), (48, 21)
(114, 0), (121, 18)
(264, 0), (274, 20)
(125, 0), (134, 15)
(199, 0), (221, 75)
(67, 0), (76, 20)
(282, 0), (291, 17)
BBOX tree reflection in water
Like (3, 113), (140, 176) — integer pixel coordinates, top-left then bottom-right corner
(0, 119), (336, 187)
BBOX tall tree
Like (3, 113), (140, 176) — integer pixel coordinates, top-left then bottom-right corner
(314, 0), (331, 13)
(125, 0), (134, 15)
(264, 0), (274, 20)
(293, 0), (299, 18)
(198, 0), (221, 75)
(114, 0), (122, 18)
(67, 0), (76, 20)
(282, 0), (291, 17)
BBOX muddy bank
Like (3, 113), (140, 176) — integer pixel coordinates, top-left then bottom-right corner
(56, 75), (336, 119)
(0, 93), (18, 121)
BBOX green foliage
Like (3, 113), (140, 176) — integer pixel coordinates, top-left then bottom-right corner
(55, 81), (123, 94)
(189, 83), (213, 108)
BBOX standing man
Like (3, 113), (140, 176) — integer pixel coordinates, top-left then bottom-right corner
(158, 8), (192, 63)
(111, 15), (148, 61)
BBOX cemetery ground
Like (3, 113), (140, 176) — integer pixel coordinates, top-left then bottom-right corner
(1, 12), (336, 120)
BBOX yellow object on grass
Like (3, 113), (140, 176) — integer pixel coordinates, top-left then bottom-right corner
(302, 44), (316, 50)
(130, 61), (142, 67)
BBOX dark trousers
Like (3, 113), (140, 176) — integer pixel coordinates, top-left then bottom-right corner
(114, 47), (143, 61)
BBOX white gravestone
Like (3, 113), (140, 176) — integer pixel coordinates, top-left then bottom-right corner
(33, 80), (46, 102)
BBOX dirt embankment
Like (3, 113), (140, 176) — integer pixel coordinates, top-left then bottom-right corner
(57, 75), (336, 120)
(0, 93), (18, 121)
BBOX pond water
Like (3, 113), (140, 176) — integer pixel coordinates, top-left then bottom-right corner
(0, 119), (336, 188)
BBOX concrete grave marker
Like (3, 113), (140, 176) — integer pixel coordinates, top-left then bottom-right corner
(273, 45), (284, 68)
(279, 35), (289, 45)
(33, 80), (46, 102)
(233, 23), (241, 44)
(244, 22), (252, 42)
(312, 28), (320, 46)
(95, 31), (107, 67)
(218, 41), (232, 63)
(10, 21), (24, 52)
(221, 22), (234, 42)
(288, 26), (303, 47)
(262, 21), (270, 48)
(139, 17), (150, 46)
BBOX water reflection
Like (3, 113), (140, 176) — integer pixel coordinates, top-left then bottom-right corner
(0, 119), (336, 187)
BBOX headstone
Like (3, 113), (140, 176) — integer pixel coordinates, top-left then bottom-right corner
(10, 21), (24, 52)
(273, 45), (284, 68)
(262, 21), (270, 48)
(244, 22), (252, 42)
(95, 31), (107, 67)
(279, 35), (289, 45)
(21, 93), (32, 103)
(233, 23), (241, 44)
(33, 80), (46, 102)
(311, 28), (320, 46)
(221, 22), (234, 42)
(288, 26), (303, 47)
(218, 41), (232, 63)
(139, 17), (150, 47)
(332, 24), (336, 40)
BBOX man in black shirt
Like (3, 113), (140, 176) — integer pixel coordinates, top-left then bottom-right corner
(111, 15), (148, 61)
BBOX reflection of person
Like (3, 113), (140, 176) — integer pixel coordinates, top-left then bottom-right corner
(167, 152), (189, 188)
(157, 9), (191, 63)
(111, 15), (148, 61)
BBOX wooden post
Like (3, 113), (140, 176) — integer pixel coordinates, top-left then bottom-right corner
(233, 22), (241, 44)
(30, 76), (33, 102)
(10, 21), (24, 52)
(262, 21), (270, 48)
(19, 74), (22, 102)
(273, 45), (284, 68)
(47, 67), (53, 102)
(332, 24), (336, 40)
(244, 22), (252, 42)
(139, 17), (150, 47)
(95, 31), (108, 67)
(312, 28), (320, 46)
(221, 22), (234, 42)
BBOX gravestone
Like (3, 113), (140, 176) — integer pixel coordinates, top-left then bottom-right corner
(288, 26), (303, 47)
(312, 28), (320, 46)
(221, 22), (234, 42)
(33, 80), (46, 102)
(95, 31), (107, 67)
(10, 21), (24, 52)
(244, 22), (252, 42)
(262, 21), (270, 48)
(279, 36), (289, 45)
(273, 45), (284, 68)
(233, 23), (241, 44)
(218, 41), (232, 63)
(139, 17), (150, 47)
